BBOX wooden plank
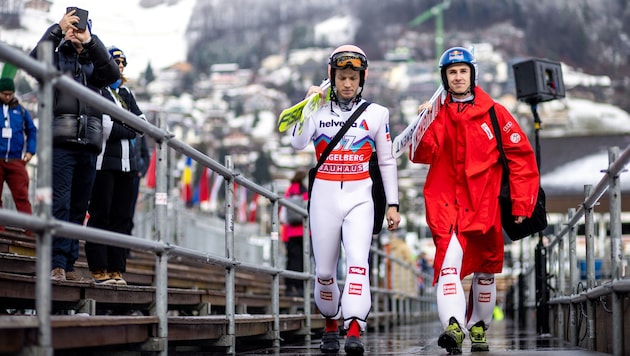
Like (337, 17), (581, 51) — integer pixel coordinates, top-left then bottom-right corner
(0, 235), (320, 353)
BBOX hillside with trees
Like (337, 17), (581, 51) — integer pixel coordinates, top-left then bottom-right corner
(187, 0), (629, 111)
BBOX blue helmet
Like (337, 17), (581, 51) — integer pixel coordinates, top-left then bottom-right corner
(438, 47), (478, 91)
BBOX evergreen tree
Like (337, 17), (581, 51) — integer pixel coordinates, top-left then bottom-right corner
(143, 62), (155, 85)
(253, 152), (272, 185)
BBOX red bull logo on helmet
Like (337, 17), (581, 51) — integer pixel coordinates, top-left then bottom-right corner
(448, 50), (465, 61)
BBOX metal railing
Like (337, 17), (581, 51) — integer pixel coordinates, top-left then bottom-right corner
(0, 40), (431, 355)
(515, 145), (630, 356)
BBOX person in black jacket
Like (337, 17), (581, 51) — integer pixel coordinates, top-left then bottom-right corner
(30, 9), (120, 281)
(85, 46), (146, 285)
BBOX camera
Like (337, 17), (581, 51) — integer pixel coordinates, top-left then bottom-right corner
(66, 7), (89, 31)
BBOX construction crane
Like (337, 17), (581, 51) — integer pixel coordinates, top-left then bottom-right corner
(409, 0), (451, 65)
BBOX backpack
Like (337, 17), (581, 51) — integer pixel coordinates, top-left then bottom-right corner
(285, 194), (305, 226)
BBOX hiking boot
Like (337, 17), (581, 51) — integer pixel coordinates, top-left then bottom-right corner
(438, 317), (464, 355)
(65, 270), (82, 281)
(109, 271), (127, 286)
(344, 335), (364, 355)
(51, 268), (65, 281)
(320, 330), (340, 353)
(470, 321), (489, 352)
(91, 270), (116, 285)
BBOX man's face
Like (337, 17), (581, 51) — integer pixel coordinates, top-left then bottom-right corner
(64, 27), (84, 51)
(445, 63), (472, 96)
(334, 68), (361, 101)
(0, 91), (13, 105)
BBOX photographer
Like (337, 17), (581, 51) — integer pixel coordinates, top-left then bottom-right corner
(30, 8), (120, 282)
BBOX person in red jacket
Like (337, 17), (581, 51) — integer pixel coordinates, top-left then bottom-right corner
(279, 169), (308, 297)
(410, 47), (540, 354)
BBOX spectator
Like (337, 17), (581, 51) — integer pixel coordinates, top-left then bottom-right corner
(0, 78), (37, 222)
(410, 47), (540, 354)
(30, 9), (120, 281)
(279, 169), (308, 297)
(291, 44), (401, 355)
(85, 46), (145, 285)
(128, 135), (149, 236)
(416, 251), (432, 295)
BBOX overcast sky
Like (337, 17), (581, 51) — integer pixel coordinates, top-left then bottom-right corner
(1, 0), (196, 79)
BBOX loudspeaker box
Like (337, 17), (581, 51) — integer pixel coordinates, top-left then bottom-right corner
(513, 58), (565, 104)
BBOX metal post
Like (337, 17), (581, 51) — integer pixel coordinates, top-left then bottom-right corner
(303, 208), (312, 342)
(224, 156), (236, 354)
(607, 147), (624, 356)
(371, 239), (380, 331)
(583, 185), (596, 350)
(270, 184), (280, 347)
(154, 112), (169, 355)
(557, 223), (565, 341)
(34, 41), (54, 356)
(567, 208), (578, 345)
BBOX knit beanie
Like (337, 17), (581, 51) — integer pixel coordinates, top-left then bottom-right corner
(0, 78), (15, 92)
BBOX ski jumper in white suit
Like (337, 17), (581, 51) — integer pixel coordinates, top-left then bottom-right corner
(290, 98), (399, 331)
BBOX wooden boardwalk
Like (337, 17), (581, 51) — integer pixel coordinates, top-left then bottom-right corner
(0, 229), (621, 355)
(0, 229), (327, 354)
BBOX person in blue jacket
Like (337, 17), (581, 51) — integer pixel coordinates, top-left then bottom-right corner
(0, 78), (37, 218)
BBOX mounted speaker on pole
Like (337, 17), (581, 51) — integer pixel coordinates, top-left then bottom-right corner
(513, 58), (565, 104)
(512, 57), (565, 336)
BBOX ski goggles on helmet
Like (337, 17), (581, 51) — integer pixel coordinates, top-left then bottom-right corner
(329, 51), (368, 71)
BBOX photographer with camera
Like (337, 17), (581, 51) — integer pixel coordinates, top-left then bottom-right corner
(30, 7), (119, 282)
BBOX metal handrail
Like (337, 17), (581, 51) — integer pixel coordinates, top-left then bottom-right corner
(547, 144), (630, 250)
(0, 40), (428, 354)
(518, 145), (630, 356)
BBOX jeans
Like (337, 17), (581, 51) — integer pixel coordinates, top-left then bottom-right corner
(51, 148), (97, 271)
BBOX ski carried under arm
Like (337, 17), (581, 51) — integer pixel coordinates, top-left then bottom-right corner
(277, 79), (331, 133)
(391, 85), (445, 159)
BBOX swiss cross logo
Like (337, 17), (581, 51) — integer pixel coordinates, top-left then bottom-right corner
(443, 283), (457, 295)
(510, 133), (521, 143)
(320, 291), (333, 301)
(477, 277), (495, 285)
(349, 283), (363, 295)
(348, 266), (366, 275)
(478, 292), (491, 303)
(441, 267), (458, 276)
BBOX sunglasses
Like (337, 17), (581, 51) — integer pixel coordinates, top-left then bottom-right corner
(115, 59), (127, 67)
(330, 51), (368, 71)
